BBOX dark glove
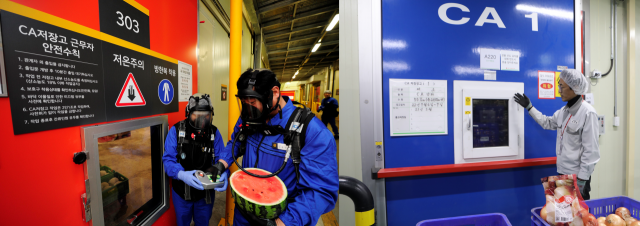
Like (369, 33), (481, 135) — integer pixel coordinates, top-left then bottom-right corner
(514, 93), (532, 110)
(205, 161), (224, 174)
(577, 179), (587, 194)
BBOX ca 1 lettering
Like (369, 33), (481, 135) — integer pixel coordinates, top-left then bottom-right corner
(438, 3), (539, 31)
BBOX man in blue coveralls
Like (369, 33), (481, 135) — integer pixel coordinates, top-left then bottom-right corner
(163, 93), (229, 226)
(217, 69), (338, 226)
(318, 90), (339, 139)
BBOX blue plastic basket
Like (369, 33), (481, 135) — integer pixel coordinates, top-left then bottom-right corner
(531, 196), (640, 226)
(416, 213), (512, 226)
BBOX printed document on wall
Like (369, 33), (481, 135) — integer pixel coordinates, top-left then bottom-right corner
(538, 71), (556, 99)
(178, 61), (192, 102)
(389, 79), (447, 136)
(500, 50), (520, 71)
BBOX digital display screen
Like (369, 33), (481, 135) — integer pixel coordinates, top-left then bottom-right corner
(472, 99), (509, 148)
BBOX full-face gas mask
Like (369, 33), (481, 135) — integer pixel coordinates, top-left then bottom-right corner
(236, 69), (281, 127)
(232, 69), (290, 181)
(185, 93), (214, 130)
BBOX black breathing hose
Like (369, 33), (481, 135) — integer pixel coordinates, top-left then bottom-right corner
(231, 129), (287, 178)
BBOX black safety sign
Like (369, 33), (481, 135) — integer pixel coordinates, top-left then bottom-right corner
(1, 10), (178, 135)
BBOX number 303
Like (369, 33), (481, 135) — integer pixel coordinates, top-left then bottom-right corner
(116, 11), (139, 33)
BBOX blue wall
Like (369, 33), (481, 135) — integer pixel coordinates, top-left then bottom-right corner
(382, 0), (576, 225)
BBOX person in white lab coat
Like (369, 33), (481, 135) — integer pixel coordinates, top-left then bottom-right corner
(514, 69), (600, 200)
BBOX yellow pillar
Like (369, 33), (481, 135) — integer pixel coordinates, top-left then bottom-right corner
(225, 0), (242, 225)
(626, 0), (636, 197)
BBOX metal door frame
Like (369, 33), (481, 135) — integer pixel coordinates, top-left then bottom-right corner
(357, 0), (386, 225)
(81, 116), (169, 226)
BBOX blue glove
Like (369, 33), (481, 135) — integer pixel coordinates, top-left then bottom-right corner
(577, 179), (587, 194)
(214, 170), (229, 192)
(177, 170), (204, 190)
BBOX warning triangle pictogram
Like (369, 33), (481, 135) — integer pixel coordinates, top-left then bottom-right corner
(115, 73), (146, 107)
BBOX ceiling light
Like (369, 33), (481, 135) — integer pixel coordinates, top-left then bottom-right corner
(326, 14), (339, 31)
(294, 70), (299, 76)
(312, 43), (321, 52)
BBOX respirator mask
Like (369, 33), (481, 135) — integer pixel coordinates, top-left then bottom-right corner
(236, 70), (281, 130)
(186, 94), (214, 130)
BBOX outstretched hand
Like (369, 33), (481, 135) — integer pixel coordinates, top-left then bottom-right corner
(514, 93), (532, 110)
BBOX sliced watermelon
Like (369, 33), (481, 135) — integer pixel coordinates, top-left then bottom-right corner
(230, 168), (287, 219)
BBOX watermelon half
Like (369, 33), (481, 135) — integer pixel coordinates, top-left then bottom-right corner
(230, 168), (287, 219)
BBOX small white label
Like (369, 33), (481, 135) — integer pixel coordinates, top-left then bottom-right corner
(290, 122), (300, 131)
(484, 70), (496, 80)
(557, 65), (568, 71)
(554, 197), (574, 223)
(554, 204), (573, 222)
(291, 122), (304, 133)
(480, 49), (500, 70)
(210, 134), (215, 141)
(179, 131), (185, 137)
(275, 143), (288, 150)
(584, 93), (594, 106)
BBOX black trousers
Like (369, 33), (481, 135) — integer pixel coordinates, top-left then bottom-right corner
(582, 176), (592, 200)
(559, 174), (591, 200)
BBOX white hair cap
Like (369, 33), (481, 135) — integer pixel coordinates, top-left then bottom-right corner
(559, 69), (588, 95)
(324, 90), (332, 94)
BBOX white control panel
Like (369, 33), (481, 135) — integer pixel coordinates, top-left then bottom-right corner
(454, 81), (524, 164)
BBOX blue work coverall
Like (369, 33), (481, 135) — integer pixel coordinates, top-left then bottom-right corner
(163, 125), (225, 226)
(318, 97), (339, 135)
(219, 96), (339, 226)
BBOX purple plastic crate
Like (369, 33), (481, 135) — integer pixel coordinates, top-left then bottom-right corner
(531, 196), (640, 226)
(416, 213), (512, 226)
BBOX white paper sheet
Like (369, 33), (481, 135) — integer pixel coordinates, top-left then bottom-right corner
(178, 61), (192, 102)
(480, 48), (500, 70)
(389, 79), (448, 136)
